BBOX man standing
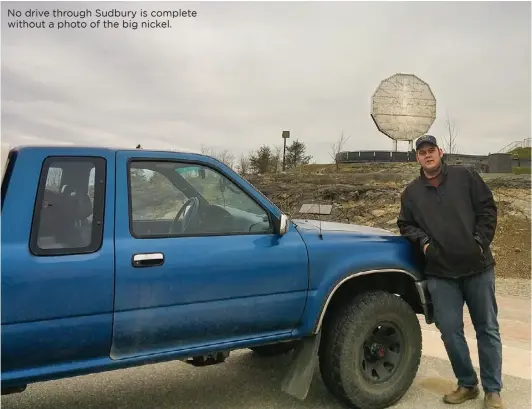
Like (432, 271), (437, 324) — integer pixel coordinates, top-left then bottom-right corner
(397, 135), (503, 409)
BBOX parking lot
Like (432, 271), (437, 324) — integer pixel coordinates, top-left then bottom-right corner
(3, 295), (531, 409)
(2, 352), (531, 409)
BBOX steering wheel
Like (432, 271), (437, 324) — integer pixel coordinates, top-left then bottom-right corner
(169, 197), (200, 234)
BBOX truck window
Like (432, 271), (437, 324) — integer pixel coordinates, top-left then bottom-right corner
(129, 161), (272, 237)
(130, 168), (187, 220)
(29, 157), (106, 256)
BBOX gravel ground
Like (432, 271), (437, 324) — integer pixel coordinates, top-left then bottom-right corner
(2, 352), (530, 409)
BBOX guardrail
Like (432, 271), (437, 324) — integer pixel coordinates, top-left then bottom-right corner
(498, 138), (531, 153)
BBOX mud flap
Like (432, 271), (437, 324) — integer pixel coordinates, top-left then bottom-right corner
(415, 280), (434, 324)
(281, 331), (322, 400)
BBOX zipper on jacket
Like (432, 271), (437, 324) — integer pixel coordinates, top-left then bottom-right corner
(436, 187), (444, 203)
(426, 185), (442, 203)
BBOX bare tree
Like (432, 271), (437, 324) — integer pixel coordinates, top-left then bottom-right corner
(272, 145), (283, 173)
(442, 113), (459, 157)
(238, 153), (250, 176)
(330, 131), (351, 172)
(200, 145), (236, 169)
(218, 150), (235, 169)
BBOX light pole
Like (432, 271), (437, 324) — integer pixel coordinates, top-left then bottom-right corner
(282, 130), (290, 171)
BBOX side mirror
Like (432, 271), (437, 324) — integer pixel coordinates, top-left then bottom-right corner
(274, 213), (289, 236)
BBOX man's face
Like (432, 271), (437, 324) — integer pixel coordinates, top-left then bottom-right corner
(416, 143), (443, 171)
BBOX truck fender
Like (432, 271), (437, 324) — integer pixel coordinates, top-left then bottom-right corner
(312, 268), (433, 334)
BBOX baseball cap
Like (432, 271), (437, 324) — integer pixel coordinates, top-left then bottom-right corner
(415, 135), (438, 150)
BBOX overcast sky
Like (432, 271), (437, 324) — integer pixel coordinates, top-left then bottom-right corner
(1, 1), (530, 163)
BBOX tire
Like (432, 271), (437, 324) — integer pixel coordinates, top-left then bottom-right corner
(250, 341), (297, 357)
(319, 291), (422, 409)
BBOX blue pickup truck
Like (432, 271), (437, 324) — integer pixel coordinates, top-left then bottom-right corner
(1, 144), (433, 409)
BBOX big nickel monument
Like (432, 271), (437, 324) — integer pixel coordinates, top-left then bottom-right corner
(371, 73), (436, 151)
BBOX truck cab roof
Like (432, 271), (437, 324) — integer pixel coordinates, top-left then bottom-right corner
(2, 143), (203, 185)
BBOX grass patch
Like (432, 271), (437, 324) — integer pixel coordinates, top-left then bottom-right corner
(512, 167), (531, 175)
(510, 147), (531, 159)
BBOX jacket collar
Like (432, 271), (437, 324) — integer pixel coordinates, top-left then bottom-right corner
(419, 160), (448, 187)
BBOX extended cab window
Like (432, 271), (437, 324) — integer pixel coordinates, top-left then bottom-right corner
(129, 161), (272, 238)
(30, 157), (106, 256)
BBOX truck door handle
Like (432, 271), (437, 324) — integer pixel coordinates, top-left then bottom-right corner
(132, 253), (165, 267)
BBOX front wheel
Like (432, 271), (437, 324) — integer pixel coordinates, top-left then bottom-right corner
(319, 291), (422, 409)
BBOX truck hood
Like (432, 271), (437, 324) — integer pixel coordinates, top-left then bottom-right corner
(289, 218), (424, 288)
(291, 219), (396, 237)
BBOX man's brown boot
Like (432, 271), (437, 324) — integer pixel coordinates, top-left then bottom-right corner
(443, 386), (480, 404)
(484, 392), (504, 409)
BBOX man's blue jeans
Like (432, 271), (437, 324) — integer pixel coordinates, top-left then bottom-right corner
(427, 267), (503, 393)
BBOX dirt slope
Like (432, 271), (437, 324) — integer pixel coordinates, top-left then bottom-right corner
(246, 164), (531, 280)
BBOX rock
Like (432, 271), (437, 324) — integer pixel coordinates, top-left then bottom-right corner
(371, 209), (386, 217)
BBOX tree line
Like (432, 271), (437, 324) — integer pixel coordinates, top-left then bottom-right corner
(135, 131), (354, 175)
(201, 139), (313, 175)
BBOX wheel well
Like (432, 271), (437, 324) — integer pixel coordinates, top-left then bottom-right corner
(315, 272), (423, 333)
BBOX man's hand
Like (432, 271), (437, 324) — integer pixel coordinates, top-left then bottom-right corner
(423, 243), (429, 254)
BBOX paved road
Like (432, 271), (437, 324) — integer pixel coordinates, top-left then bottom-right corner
(420, 295), (531, 380)
(2, 352), (530, 409)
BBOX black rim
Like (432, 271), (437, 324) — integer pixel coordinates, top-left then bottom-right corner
(359, 322), (404, 383)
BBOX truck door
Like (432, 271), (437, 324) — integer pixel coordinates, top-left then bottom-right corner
(1, 149), (115, 377)
(112, 150), (309, 359)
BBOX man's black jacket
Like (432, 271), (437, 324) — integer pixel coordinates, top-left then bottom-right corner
(397, 163), (497, 279)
